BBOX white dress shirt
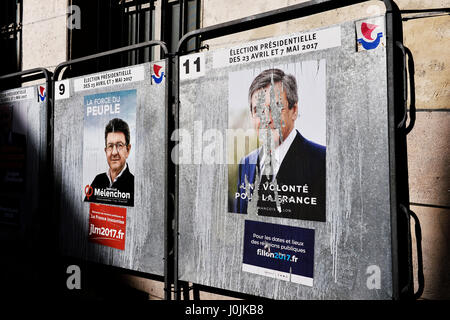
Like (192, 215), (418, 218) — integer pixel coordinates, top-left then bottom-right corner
(106, 163), (128, 187)
(259, 128), (297, 180)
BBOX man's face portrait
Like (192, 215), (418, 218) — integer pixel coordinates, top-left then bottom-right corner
(250, 81), (298, 147)
(104, 131), (131, 173)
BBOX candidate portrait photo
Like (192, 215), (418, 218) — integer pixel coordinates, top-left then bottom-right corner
(82, 90), (137, 207)
(227, 61), (327, 222)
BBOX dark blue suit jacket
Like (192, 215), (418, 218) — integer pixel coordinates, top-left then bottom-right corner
(233, 130), (326, 221)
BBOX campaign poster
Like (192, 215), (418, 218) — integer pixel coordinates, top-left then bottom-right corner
(88, 203), (126, 250)
(0, 90), (30, 193)
(83, 89), (136, 207)
(0, 88), (33, 226)
(242, 220), (315, 287)
(228, 60), (327, 222)
(0, 196), (21, 226)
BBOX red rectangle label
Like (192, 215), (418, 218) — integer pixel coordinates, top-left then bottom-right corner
(88, 203), (126, 250)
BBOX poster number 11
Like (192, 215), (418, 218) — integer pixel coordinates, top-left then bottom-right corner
(183, 56), (201, 74)
(180, 53), (205, 80)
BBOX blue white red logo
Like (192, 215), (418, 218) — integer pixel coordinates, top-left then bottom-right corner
(357, 22), (383, 50)
(151, 64), (164, 84)
(38, 85), (46, 102)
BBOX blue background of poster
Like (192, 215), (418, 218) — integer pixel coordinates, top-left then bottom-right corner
(243, 220), (314, 278)
(82, 89), (137, 197)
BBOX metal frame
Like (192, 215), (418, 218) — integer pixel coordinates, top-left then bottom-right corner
(0, 67), (51, 88)
(396, 42), (415, 135)
(0, 67), (53, 259)
(401, 7), (450, 21)
(52, 40), (174, 300)
(0, 67), (53, 197)
(161, 0), (202, 53)
(174, 0), (414, 300)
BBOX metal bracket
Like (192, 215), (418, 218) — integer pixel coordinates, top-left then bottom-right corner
(400, 204), (424, 299)
(401, 8), (450, 21)
(395, 41), (416, 134)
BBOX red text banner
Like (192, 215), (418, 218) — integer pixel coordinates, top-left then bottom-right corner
(88, 203), (126, 250)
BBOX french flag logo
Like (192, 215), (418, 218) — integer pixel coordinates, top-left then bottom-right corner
(357, 22), (383, 51)
(38, 85), (46, 102)
(151, 64), (164, 84)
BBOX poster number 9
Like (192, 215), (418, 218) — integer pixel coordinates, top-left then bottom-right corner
(59, 83), (65, 96)
(55, 79), (70, 100)
(180, 53), (205, 80)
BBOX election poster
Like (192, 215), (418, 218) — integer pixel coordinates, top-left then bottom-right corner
(88, 203), (127, 250)
(242, 220), (315, 286)
(0, 88), (31, 193)
(228, 60), (327, 222)
(0, 87), (33, 226)
(83, 89), (137, 207)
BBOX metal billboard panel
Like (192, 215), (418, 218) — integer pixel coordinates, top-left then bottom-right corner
(0, 84), (48, 242)
(178, 17), (394, 299)
(54, 61), (167, 275)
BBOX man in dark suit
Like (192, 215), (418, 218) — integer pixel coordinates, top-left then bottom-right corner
(233, 68), (326, 222)
(84, 118), (134, 207)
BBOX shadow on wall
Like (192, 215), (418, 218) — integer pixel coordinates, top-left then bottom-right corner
(0, 95), (48, 299)
(0, 87), (152, 300)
